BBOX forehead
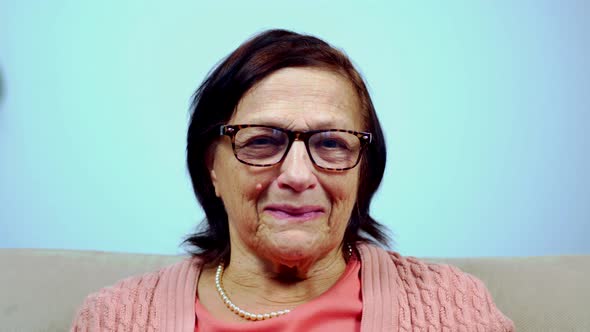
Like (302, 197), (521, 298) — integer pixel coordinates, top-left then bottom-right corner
(231, 67), (363, 130)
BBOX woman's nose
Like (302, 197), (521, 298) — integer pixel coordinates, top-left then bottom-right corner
(277, 141), (317, 192)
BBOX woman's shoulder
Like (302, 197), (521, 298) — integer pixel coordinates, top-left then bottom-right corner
(357, 243), (514, 331)
(70, 256), (203, 331)
(393, 252), (514, 330)
(359, 243), (494, 294)
(71, 269), (164, 331)
(388, 250), (487, 295)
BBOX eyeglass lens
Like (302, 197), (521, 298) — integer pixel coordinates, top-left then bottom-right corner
(233, 127), (361, 169)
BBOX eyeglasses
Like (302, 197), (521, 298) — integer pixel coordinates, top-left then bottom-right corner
(219, 124), (372, 171)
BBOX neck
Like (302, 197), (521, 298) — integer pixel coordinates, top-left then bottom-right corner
(222, 245), (348, 308)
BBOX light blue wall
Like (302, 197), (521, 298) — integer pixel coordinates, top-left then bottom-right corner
(1, 1), (588, 257)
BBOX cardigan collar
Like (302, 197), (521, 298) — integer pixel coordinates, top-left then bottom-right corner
(156, 243), (399, 331)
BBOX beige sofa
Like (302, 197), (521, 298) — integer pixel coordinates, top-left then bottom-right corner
(1, 249), (588, 331)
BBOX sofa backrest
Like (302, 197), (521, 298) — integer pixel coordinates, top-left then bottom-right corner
(1, 249), (588, 331)
(1, 249), (183, 331)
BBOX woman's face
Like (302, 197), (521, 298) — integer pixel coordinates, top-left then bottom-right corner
(210, 67), (363, 266)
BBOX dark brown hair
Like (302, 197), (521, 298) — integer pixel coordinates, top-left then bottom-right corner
(184, 29), (389, 263)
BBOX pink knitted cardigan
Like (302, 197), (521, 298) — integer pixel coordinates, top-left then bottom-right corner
(71, 244), (514, 331)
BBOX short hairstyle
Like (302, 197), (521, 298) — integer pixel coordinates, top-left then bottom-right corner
(184, 29), (389, 263)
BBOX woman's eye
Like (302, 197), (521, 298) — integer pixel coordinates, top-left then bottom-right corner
(247, 136), (279, 146)
(318, 139), (346, 149)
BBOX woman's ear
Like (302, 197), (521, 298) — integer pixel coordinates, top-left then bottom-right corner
(207, 142), (221, 198)
(210, 168), (220, 197)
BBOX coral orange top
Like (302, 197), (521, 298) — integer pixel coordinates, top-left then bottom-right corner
(194, 256), (362, 332)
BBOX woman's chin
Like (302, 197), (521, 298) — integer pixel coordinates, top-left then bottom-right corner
(269, 245), (315, 262)
(260, 234), (330, 263)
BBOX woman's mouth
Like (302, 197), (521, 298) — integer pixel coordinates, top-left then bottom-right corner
(264, 204), (325, 222)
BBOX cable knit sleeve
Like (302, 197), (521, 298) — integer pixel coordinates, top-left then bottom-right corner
(387, 252), (514, 331)
(426, 260), (515, 332)
(70, 271), (163, 332)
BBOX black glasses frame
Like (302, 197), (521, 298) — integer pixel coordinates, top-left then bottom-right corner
(219, 124), (372, 171)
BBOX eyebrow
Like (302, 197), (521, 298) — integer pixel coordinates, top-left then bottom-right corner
(237, 117), (350, 130)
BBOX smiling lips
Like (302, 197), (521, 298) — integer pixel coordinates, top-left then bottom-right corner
(264, 204), (325, 222)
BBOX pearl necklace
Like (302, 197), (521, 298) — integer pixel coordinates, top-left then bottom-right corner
(215, 263), (290, 321)
(214, 244), (353, 321)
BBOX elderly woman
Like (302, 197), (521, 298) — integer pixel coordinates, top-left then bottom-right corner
(71, 29), (514, 331)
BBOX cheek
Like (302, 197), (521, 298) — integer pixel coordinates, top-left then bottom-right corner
(221, 176), (257, 213)
(217, 167), (271, 227)
(325, 171), (360, 222)
(214, 147), (258, 203)
(334, 169), (360, 201)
